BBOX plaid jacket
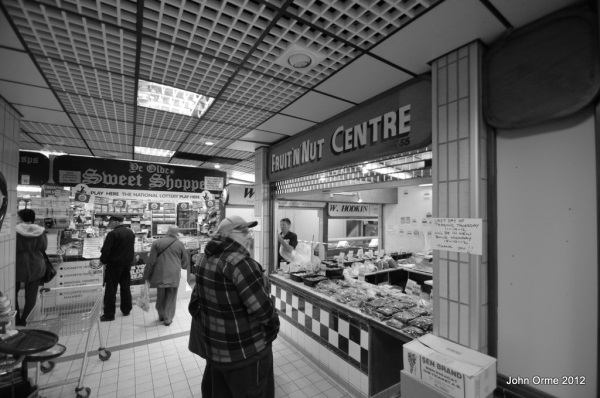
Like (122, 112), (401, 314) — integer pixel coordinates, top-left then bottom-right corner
(196, 234), (279, 364)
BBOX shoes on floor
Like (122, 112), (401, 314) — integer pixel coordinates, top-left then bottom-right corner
(122, 312), (130, 316)
(164, 321), (171, 326)
(159, 317), (164, 322)
(100, 315), (115, 322)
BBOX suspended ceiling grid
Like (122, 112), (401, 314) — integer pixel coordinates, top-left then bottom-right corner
(0, 0), (583, 180)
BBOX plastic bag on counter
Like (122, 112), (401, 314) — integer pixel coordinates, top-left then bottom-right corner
(280, 242), (313, 268)
(400, 326), (427, 339)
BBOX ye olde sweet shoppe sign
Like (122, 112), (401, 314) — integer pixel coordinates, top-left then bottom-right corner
(268, 77), (432, 181)
(53, 155), (226, 193)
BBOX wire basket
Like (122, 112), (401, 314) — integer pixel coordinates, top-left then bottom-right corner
(27, 285), (103, 337)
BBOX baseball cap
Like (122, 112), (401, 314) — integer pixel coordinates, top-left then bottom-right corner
(216, 215), (258, 234)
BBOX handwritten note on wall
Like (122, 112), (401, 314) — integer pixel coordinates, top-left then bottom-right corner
(432, 218), (483, 255)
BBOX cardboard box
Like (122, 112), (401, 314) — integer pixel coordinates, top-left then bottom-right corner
(402, 334), (496, 398)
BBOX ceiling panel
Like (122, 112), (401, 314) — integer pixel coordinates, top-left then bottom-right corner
(240, 129), (286, 143)
(21, 122), (80, 139)
(0, 10), (24, 49)
(202, 100), (273, 131)
(14, 106), (74, 126)
(215, 148), (254, 160)
(371, 0), (507, 74)
(315, 55), (414, 103)
(221, 69), (307, 111)
(490, 0), (582, 28)
(0, 48), (48, 87)
(4, 0), (138, 74)
(28, 132), (86, 147)
(138, 37), (236, 98)
(144, 0), (275, 64)
(191, 120), (249, 144)
(34, 0), (138, 30)
(136, 108), (198, 132)
(71, 115), (133, 135)
(0, 82), (59, 110)
(135, 135), (182, 152)
(87, 140), (132, 153)
(227, 141), (261, 152)
(177, 142), (230, 156)
(37, 58), (136, 103)
(280, 91), (354, 123)
(256, 114), (316, 136)
(57, 92), (133, 122)
(80, 129), (132, 146)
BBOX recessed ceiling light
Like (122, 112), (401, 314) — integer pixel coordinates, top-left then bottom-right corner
(214, 164), (221, 169)
(134, 146), (175, 157)
(274, 43), (327, 72)
(205, 141), (214, 146)
(137, 79), (214, 118)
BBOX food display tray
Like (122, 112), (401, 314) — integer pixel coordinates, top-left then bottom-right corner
(303, 276), (328, 287)
(290, 272), (315, 282)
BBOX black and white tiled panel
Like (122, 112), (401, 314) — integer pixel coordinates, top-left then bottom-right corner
(271, 283), (369, 375)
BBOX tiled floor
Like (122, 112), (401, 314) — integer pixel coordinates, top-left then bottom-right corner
(31, 298), (354, 398)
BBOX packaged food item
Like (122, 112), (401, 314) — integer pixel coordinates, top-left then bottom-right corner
(409, 316), (433, 331)
(385, 318), (406, 330)
(400, 325), (426, 338)
(393, 310), (421, 323)
(376, 306), (401, 317)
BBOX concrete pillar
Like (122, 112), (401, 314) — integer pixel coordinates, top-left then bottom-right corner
(431, 41), (490, 352)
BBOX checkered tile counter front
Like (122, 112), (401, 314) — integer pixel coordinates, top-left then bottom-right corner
(270, 280), (370, 376)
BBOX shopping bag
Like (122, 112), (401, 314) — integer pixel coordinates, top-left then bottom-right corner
(41, 252), (57, 283)
(136, 281), (150, 312)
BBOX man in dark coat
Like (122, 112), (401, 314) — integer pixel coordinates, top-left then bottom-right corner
(99, 216), (135, 321)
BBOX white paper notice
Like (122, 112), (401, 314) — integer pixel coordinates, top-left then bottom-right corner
(82, 237), (104, 259)
(432, 218), (483, 255)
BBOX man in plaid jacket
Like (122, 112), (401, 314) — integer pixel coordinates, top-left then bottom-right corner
(195, 215), (279, 398)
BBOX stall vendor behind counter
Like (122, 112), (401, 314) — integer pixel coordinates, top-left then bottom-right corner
(277, 218), (298, 267)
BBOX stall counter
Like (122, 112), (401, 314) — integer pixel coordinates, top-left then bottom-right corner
(269, 274), (414, 398)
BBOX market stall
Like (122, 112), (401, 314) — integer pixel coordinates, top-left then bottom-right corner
(266, 77), (435, 397)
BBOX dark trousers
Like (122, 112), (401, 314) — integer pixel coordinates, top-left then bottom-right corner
(15, 279), (41, 326)
(103, 264), (132, 317)
(210, 346), (274, 398)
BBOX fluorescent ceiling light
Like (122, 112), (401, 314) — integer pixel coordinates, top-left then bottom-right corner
(214, 164), (221, 169)
(134, 146), (175, 157)
(137, 79), (215, 117)
(419, 183), (433, 187)
(204, 141), (215, 146)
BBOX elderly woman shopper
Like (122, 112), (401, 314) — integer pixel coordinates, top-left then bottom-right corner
(16, 209), (47, 326)
(143, 225), (190, 326)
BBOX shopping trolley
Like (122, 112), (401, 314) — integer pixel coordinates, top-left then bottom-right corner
(26, 284), (111, 398)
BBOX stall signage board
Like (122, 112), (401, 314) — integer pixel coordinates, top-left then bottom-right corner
(54, 155), (226, 193)
(70, 186), (221, 202)
(56, 261), (103, 288)
(19, 151), (50, 186)
(41, 183), (63, 198)
(224, 184), (255, 205)
(328, 203), (379, 217)
(431, 218), (483, 255)
(268, 78), (431, 181)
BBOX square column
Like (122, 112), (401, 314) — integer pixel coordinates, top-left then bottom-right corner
(432, 41), (490, 353)
(254, 146), (273, 270)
